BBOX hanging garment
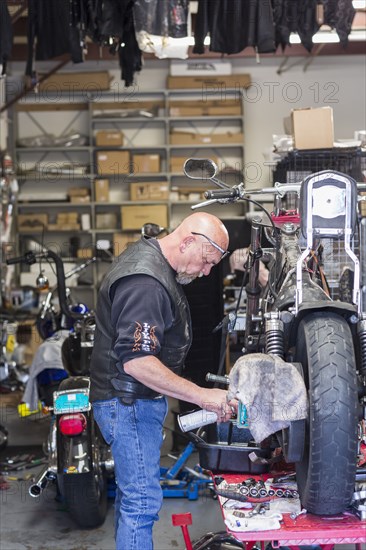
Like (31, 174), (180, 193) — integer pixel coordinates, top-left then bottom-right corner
(133, 0), (189, 38)
(0, 1), (12, 74)
(26, 0), (83, 77)
(133, 0), (189, 59)
(272, 0), (320, 52)
(193, 0), (276, 55)
(272, 0), (355, 52)
(323, 0), (356, 45)
(99, 0), (142, 87)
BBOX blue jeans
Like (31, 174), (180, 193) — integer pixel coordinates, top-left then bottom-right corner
(93, 396), (168, 550)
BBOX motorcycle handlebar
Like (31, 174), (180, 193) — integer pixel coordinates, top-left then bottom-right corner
(205, 373), (230, 385)
(6, 255), (27, 265)
(7, 250), (84, 321)
(204, 187), (241, 200)
(6, 251), (36, 265)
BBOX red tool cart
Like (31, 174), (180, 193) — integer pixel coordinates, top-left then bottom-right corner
(173, 471), (366, 550)
(173, 419), (366, 550)
(215, 474), (366, 550)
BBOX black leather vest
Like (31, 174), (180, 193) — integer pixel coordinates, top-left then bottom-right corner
(90, 238), (192, 403)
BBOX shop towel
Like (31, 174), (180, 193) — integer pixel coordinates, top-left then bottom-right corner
(227, 353), (308, 443)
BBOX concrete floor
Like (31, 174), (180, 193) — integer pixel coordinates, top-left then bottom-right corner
(0, 402), (225, 550)
(1, 468), (223, 550)
(0, 402), (364, 550)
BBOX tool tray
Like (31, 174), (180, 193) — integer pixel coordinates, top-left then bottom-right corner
(187, 421), (270, 474)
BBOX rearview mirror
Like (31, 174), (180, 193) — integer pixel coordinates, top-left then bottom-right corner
(183, 158), (217, 180)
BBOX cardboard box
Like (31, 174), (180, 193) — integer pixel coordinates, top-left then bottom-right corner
(77, 248), (94, 258)
(170, 155), (219, 173)
(68, 187), (89, 197)
(95, 130), (124, 147)
(18, 213), (48, 232)
(95, 179), (110, 202)
(360, 193), (366, 217)
(121, 205), (168, 230)
(39, 71), (111, 92)
(96, 151), (130, 174)
(132, 154), (161, 173)
(291, 107), (334, 150)
(170, 156), (187, 173)
(68, 187), (90, 203)
(170, 131), (243, 145)
(70, 195), (90, 204)
(56, 212), (79, 224)
(96, 213), (118, 229)
(169, 99), (242, 117)
(170, 60), (232, 76)
(130, 182), (169, 201)
(48, 224), (80, 231)
(167, 74), (251, 90)
(113, 232), (140, 256)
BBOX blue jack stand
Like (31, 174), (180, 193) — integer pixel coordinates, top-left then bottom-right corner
(160, 441), (212, 500)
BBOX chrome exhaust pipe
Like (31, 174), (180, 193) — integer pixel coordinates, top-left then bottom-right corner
(29, 466), (57, 497)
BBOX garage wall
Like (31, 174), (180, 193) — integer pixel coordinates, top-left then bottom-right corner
(134, 55), (365, 188)
(7, 53), (366, 189)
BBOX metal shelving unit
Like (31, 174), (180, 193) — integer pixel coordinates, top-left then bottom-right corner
(12, 88), (246, 307)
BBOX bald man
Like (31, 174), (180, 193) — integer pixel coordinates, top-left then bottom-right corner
(90, 212), (236, 550)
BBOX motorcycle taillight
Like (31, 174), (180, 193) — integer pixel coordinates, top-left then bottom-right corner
(59, 413), (86, 436)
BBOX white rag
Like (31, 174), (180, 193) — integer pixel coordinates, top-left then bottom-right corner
(22, 330), (69, 410)
(227, 353), (308, 443)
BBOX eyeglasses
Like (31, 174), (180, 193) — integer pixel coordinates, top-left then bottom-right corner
(191, 232), (230, 259)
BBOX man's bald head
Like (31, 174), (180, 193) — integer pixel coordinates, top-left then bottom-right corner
(175, 212), (229, 251)
(158, 212), (229, 282)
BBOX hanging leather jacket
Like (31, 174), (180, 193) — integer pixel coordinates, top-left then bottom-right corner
(26, 0), (83, 77)
(272, 0), (320, 52)
(323, 0), (355, 45)
(193, 0), (276, 55)
(98, 0), (142, 87)
(0, 2), (12, 74)
(133, 0), (189, 38)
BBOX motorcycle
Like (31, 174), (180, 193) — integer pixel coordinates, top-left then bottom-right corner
(6, 249), (112, 528)
(184, 158), (366, 516)
(6, 223), (165, 527)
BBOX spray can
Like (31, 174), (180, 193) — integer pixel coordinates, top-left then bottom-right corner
(177, 409), (218, 432)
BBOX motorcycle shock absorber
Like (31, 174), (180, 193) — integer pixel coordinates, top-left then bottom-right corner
(265, 318), (284, 359)
(358, 319), (366, 377)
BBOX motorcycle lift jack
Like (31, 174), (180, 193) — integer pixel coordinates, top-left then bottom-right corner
(160, 441), (213, 500)
(106, 441), (212, 501)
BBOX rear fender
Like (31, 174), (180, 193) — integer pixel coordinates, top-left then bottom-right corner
(288, 301), (358, 348)
(54, 376), (94, 475)
(56, 409), (94, 475)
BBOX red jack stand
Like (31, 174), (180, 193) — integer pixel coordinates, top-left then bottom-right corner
(172, 513), (193, 550)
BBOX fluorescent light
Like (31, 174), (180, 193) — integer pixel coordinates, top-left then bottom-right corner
(185, 35), (211, 46)
(290, 29), (366, 44)
(348, 30), (366, 41)
(289, 32), (339, 44)
(352, 1), (366, 8)
(313, 33), (340, 43)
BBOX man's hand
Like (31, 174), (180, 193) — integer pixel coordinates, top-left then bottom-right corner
(200, 388), (238, 424)
(124, 356), (238, 423)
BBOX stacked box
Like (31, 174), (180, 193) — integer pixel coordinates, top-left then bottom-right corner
(130, 182), (169, 201)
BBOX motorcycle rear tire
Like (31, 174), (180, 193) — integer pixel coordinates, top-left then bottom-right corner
(62, 432), (108, 528)
(295, 312), (358, 515)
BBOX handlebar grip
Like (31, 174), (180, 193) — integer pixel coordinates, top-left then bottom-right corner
(6, 251), (35, 265)
(204, 188), (240, 200)
(6, 256), (24, 265)
(206, 373), (230, 385)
